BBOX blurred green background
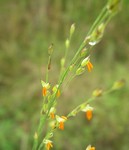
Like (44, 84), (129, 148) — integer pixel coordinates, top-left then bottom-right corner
(0, 0), (129, 150)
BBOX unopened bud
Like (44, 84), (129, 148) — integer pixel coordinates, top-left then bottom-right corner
(70, 23), (75, 37)
(65, 38), (70, 49)
(52, 84), (59, 93)
(89, 24), (105, 46)
(34, 132), (38, 139)
(69, 64), (74, 71)
(48, 43), (53, 55)
(80, 48), (87, 57)
(112, 79), (125, 90)
(107, 0), (121, 13)
(84, 36), (91, 44)
(92, 89), (103, 97)
(41, 80), (50, 89)
(61, 58), (65, 67)
(76, 67), (85, 75)
(98, 23), (105, 33)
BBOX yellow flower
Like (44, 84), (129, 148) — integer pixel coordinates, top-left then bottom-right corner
(49, 107), (56, 119)
(56, 115), (67, 130)
(44, 140), (53, 150)
(82, 104), (94, 121)
(42, 87), (47, 96)
(81, 57), (93, 72)
(50, 112), (55, 119)
(87, 61), (93, 72)
(86, 145), (95, 150)
(41, 80), (50, 97)
(56, 89), (60, 98)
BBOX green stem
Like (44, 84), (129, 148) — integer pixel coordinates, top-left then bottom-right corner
(87, 6), (107, 36)
(67, 97), (95, 118)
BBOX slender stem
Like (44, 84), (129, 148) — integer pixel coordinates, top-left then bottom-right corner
(67, 97), (95, 118)
(87, 6), (107, 36)
(67, 87), (116, 118)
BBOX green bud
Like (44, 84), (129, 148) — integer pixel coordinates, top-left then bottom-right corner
(52, 84), (59, 93)
(92, 89), (103, 97)
(98, 23), (105, 33)
(70, 23), (75, 37)
(83, 36), (91, 44)
(61, 58), (65, 67)
(107, 0), (121, 14)
(80, 48), (87, 57)
(81, 56), (90, 67)
(65, 38), (70, 49)
(48, 43), (53, 55)
(34, 132), (38, 139)
(112, 79), (125, 90)
(89, 24), (105, 46)
(76, 67), (85, 75)
(69, 64), (74, 71)
(41, 80), (50, 89)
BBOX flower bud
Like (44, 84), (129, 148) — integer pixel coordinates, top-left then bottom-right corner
(80, 48), (87, 57)
(52, 84), (59, 93)
(89, 23), (105, 46)
(107, 0), (121, 13)
(61, 58), (65, 67)
(41, 80), (50, 89)
(112, 79), (125, 90)
(69, 64), (74, 71)
(65, 38), (70, 49)
(34, 132), (38, 139)
(70, 23), (75, 37)
(76, 67), (85, 75)
(92, 89), (103, 97)
(84, 36), (91, 44)
(81, 56), (90, 67)
(48, 43), (53, 55)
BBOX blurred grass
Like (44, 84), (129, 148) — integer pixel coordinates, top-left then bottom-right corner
(0, 0), (129, 150)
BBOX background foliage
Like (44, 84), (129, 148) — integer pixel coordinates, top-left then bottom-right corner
(0, 0), (129, 150)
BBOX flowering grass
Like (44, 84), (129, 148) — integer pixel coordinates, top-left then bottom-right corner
(32, 0), (124, 150)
